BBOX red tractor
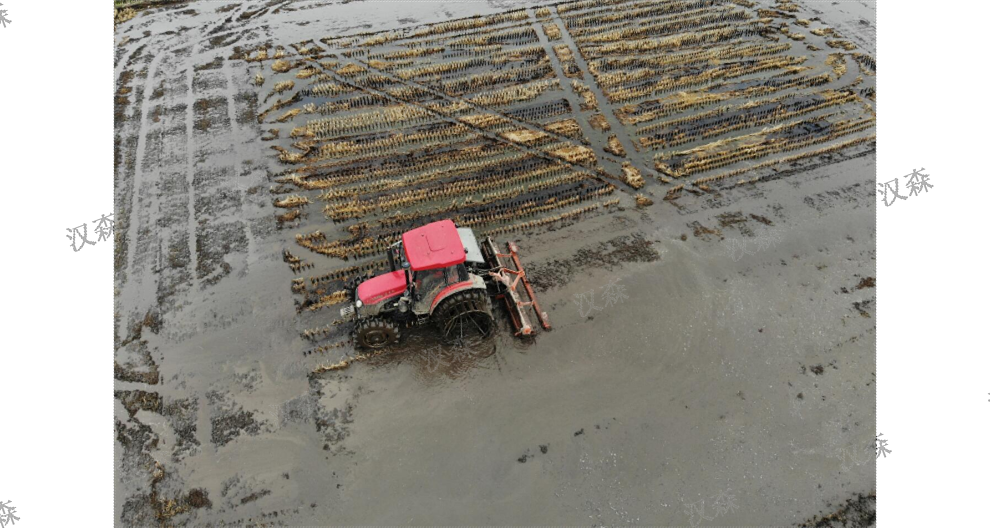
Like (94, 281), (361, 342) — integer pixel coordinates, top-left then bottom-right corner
(339, 219), (550, 348)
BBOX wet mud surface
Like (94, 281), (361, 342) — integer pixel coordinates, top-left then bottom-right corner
(526, 232), (662, 292)
(114, 0), (876, 526)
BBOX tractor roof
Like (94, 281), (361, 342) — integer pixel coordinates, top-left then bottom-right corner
(402, 219), (466, 271)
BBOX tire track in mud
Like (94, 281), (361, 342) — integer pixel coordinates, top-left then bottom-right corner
(114, 47), (131, 99)
(113, 4), (287, 319)
(114, 11), (312, 528)
(115, 38), (192, 308)
(118, 45), (164, 339)
(183, 56), (200, 290)
(178, 7), (268, 292)
(220, 56), (244, 194)
(221, 56), (262, 270)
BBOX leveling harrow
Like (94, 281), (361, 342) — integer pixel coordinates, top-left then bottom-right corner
(339, 219), (550, 348)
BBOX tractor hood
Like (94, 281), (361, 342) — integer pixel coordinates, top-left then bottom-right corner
(357, 270), (407, 305)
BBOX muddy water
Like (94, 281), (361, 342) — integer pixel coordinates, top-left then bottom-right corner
(116, 154), (875, 526)
(305, 153), (876, 526)
(801, 0), (876, 53)
(114, 1), (875, 526)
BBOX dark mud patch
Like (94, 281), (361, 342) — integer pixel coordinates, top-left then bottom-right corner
(803, 182), (874, 212)
(206, 389), (266, 447)
(308, 377), (359, 455)
(186, 488), (212, 509)
(193, 56), (224, 72)
(119, 489), (157, 526)
(193, 69), (228, 93)
(518, 442), (552, 463)
(165, 233), (192, 270)
(164, 396), (201, 462)
(271, 394), (317, 431)
(117, 389), (164, 417)
(233, 90), (259, 127)
(716, 211), (756, 236)
(240, 489), (271, 505)
(527, 233), (660, 292)
(211, 408), (263, 447)
(116, 418), (158, 476)
(313, 399), (355, 454)
(114, 338), (161, 385)
(113, 133), (123, 179)
(120, 461), (212, 527)
(750, 213), (774, 225)
(234, 369), (263, 392)
(798, 491), (876, 527)
(204, 30), (243, 52)
(720, 212), (774, 237)
(806, 364), (826, 376)
(220, 474), (277, 510)
(855, 276), (875, 289)
(195, 220), (248, 284)
(194, 186), (243, 218)
(192, 96), (230, 134)
(852, 298), (873, 318)
(158, 231), (193, 309)
(689, 220), (724, 241)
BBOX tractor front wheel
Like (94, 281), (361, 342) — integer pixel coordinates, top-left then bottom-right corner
(355, 317), (400, 349)
(435, 289), (494, 345)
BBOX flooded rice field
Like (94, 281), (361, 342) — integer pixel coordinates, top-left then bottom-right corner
(113, 0), (876, 525)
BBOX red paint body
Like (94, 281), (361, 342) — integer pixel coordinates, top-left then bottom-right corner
(402, 219), (466, 271)
(357, 270), (407, 305)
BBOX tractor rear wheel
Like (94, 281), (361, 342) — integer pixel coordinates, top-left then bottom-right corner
(355, 317), (400, 349)
(434, 289), (494, 344)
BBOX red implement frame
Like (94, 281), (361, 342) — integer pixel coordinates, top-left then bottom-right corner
(485, 240), (551, 336)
